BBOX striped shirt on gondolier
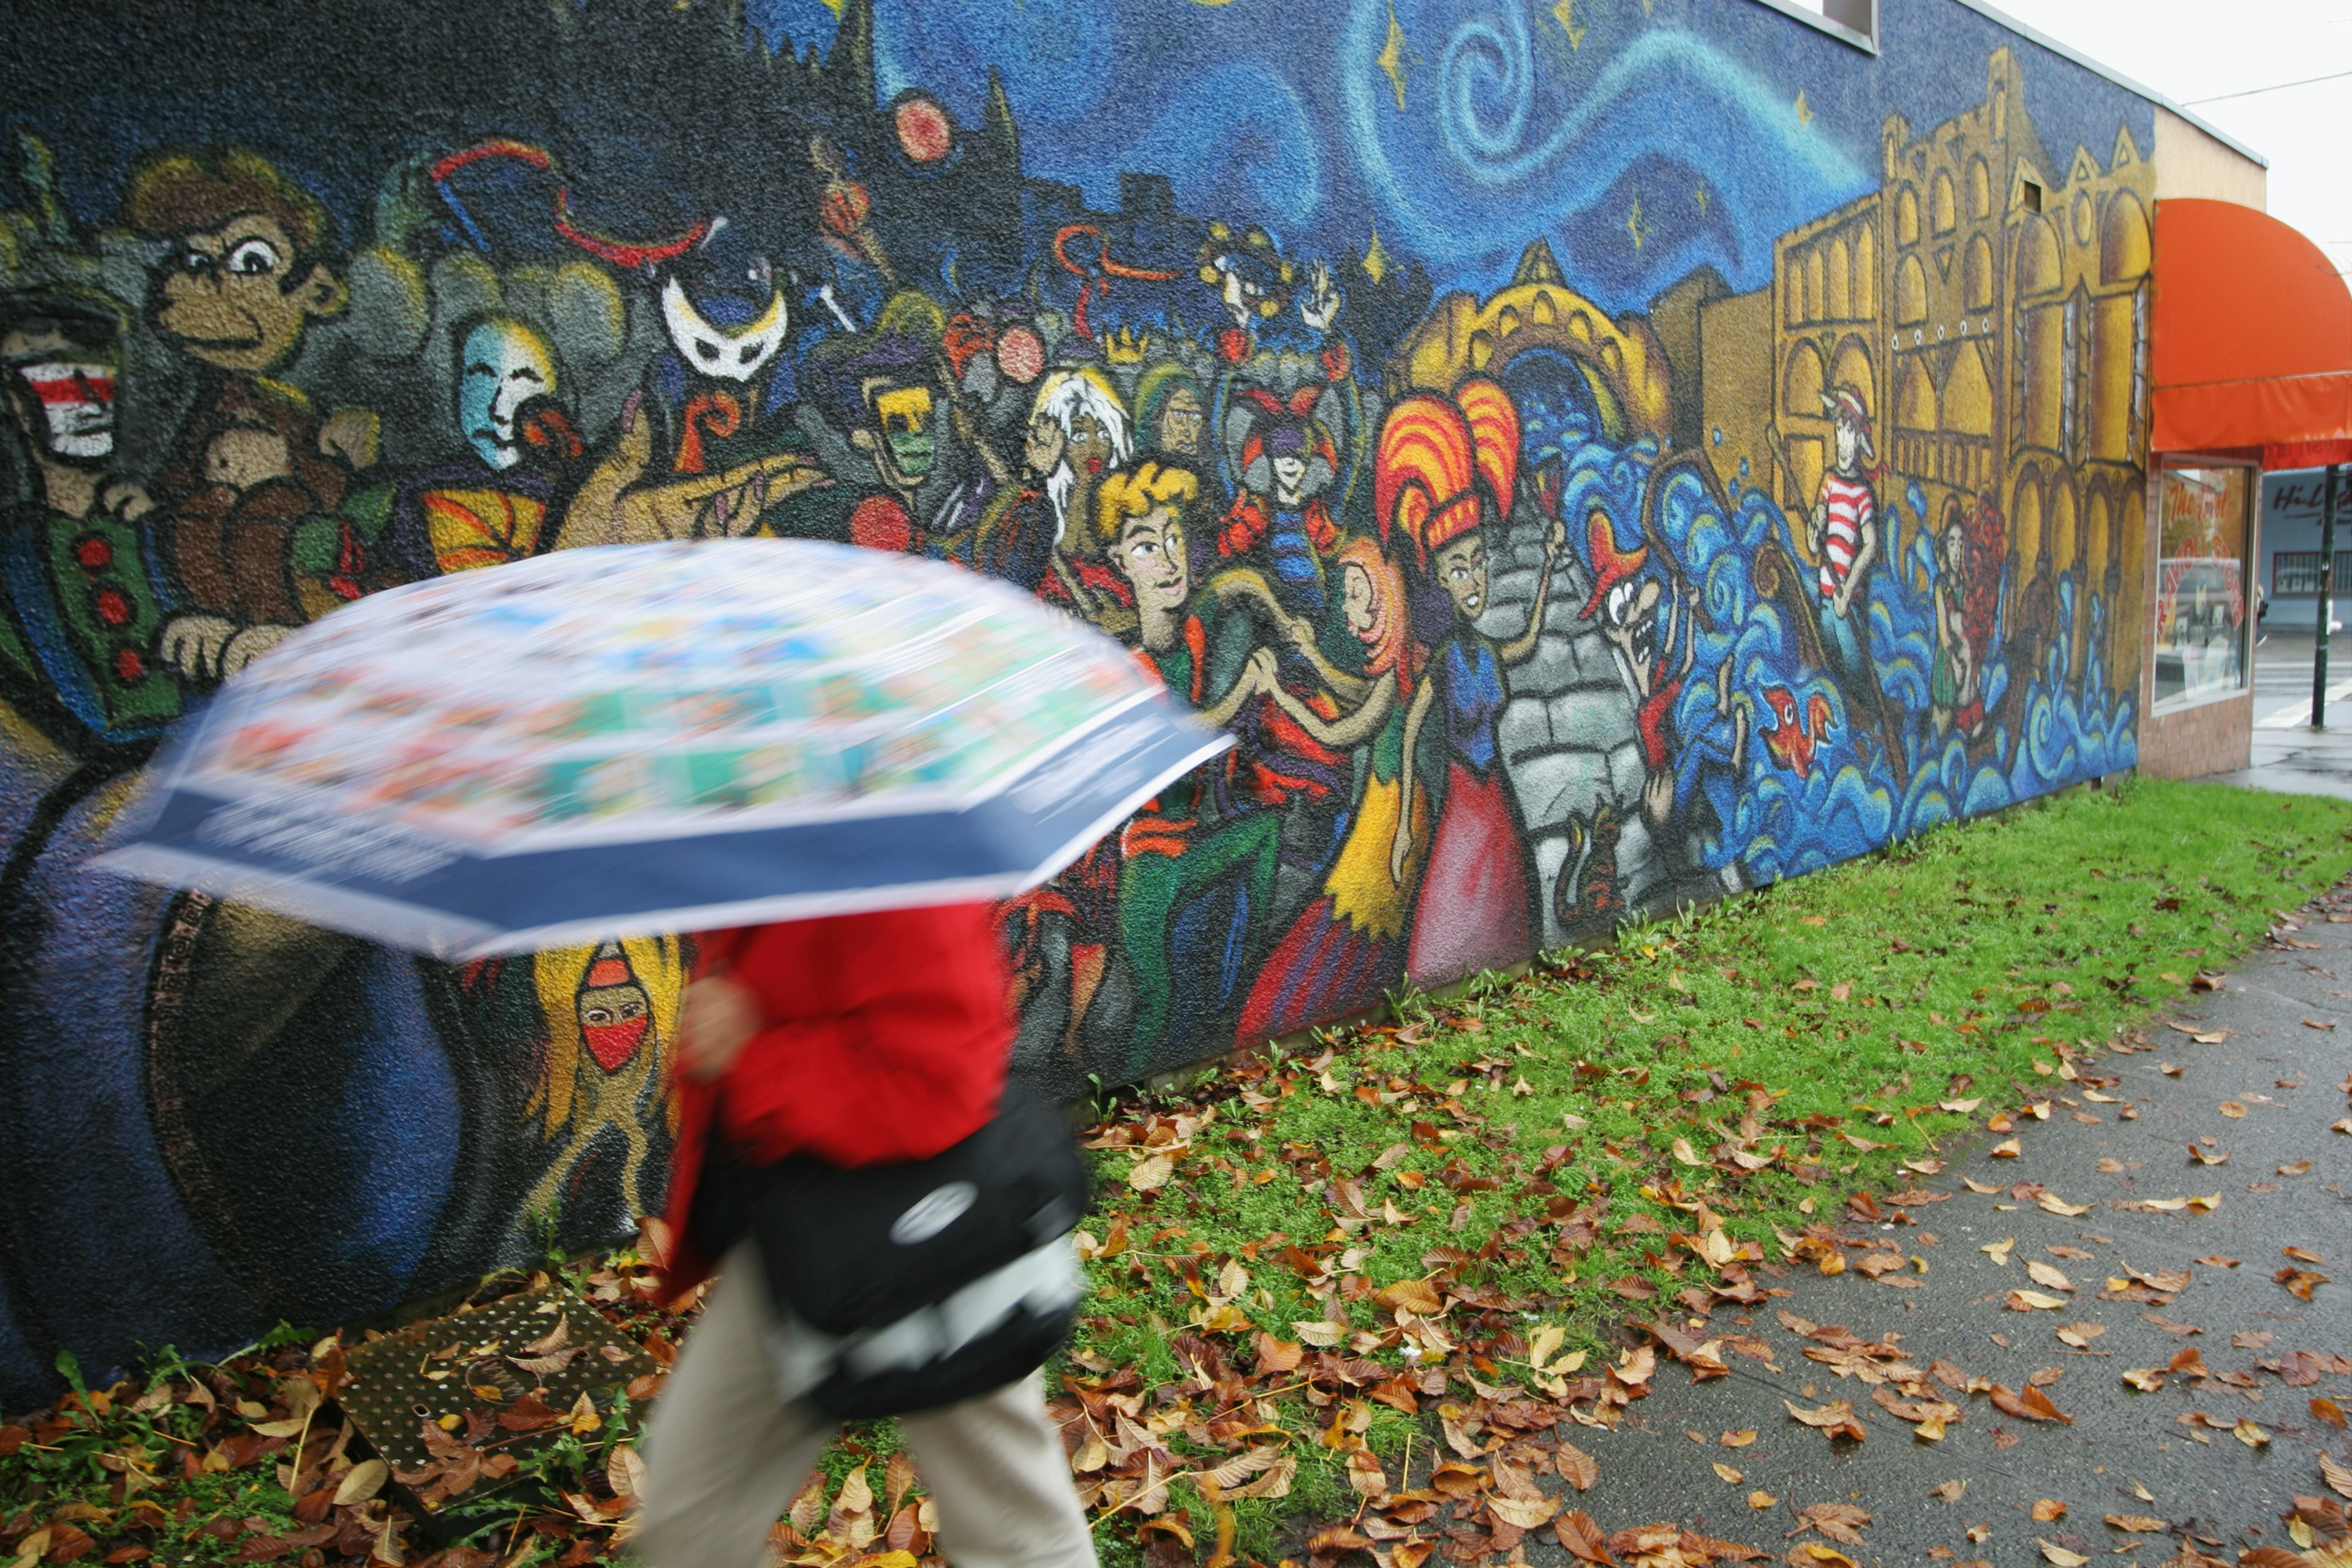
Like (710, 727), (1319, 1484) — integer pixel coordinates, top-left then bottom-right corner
(1817, 470), (1873, 603)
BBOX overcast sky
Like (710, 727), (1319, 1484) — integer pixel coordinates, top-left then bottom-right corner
(1980, 0), (2352, 277)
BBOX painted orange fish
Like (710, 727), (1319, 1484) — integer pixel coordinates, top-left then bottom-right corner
(1759, 686), (1834, 780)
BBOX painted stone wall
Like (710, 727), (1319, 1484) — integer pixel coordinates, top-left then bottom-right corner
(0, 0), (2150, 1409)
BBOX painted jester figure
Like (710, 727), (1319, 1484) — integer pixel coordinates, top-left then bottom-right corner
(0, 288), (181, 753)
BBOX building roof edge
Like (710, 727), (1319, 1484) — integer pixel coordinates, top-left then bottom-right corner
(1946, 0), (2271, 170)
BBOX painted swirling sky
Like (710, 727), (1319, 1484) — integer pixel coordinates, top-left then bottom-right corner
(753, 0), (2152, 315)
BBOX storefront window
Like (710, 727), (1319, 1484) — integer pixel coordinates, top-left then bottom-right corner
(2154, 464), (2251, 709)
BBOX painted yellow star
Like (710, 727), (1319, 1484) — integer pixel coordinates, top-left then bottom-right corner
(1378, 0), (1411, 110)
(1794, 88), (1813, 127)
(1626, 194), (1647, 252)
(1695, 181), (1709, 217)
(1363, 224), (1393, 285)
(1552, 0), (1586, 49)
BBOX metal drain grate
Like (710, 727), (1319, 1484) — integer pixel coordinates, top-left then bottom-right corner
(338, 1286), (661, 1514)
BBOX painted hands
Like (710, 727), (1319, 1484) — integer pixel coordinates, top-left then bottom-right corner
(1300, 262), (1342, 333)
(159, 614), (235, 680)
(678, 974), (762, 1083)
(221, 624), (292, 677)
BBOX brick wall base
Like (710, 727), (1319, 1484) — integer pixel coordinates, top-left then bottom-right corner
(2138, 694), (2252, 778)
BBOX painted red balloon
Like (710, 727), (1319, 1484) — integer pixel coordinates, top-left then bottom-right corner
(995, 325), (1046, 385)
(895, 98), (954, 164)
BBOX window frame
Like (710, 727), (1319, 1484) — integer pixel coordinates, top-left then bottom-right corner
(2151, 459), (2256, 715)
(1747, 0), (1878, 54)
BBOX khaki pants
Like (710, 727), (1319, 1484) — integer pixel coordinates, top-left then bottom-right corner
(636, 1242), (1098, 1568)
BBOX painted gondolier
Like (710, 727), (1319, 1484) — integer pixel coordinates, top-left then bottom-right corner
(1807, 383), (1882, 692)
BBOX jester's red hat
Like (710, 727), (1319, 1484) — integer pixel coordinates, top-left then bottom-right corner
(1578, 507), (1649, 619)
(1235, 385), (1339, 484)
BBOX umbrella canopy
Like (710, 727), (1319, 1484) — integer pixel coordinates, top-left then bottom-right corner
(96, 540), (1229, 957)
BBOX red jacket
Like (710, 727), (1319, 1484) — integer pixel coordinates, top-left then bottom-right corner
(655, 902), (1014, 1298)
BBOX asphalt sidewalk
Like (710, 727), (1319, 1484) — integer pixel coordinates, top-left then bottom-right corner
(1543, 876), (2352, 1564)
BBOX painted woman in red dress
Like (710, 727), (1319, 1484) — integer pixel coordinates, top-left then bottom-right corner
(1387, 382), (1564, 987)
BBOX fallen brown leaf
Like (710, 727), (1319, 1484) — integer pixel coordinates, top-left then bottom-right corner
(1928, 1479), (1967, 1502)
(2277, 1267), (2331, 1301)
(1711, 1461), (1743, 1484)
(2104, 1513), (2168, 1533)
(1990, 1384), (2074, 1424)
(2030, 1499), (2067, 1522)
(2034, 1192), (2094, 1218)
(1792, 1502), (1871, 1548)
(1784, 1398), (1866, 1441)
(1555, 1441), (1597, 1492)
(2038, 1542), (2089, 1567)
(1552, 1510), (1611, 1565)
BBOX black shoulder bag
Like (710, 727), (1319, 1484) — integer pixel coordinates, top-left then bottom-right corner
(742, 1077), (1091, 1419)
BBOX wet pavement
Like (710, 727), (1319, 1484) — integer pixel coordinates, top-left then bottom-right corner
(2222, 633), (2352, 802)
(1545, 881), (2352, 1564)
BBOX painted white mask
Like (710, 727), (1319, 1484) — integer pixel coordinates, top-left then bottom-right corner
(458, 321), (557, 471)
(660, 277), (786, 384)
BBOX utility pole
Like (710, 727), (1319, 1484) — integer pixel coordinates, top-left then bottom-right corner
(2318, 464), (2342, 728)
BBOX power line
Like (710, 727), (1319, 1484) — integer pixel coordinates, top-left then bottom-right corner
(2181, 66), (2352, 104)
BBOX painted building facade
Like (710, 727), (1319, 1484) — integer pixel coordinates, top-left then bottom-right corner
(1, 0), (2166, 1407)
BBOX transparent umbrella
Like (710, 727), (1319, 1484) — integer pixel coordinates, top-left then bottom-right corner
(96, 540), (1227, 957)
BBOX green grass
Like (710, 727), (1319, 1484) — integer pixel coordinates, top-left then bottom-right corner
(8, 777), (2350, 1568)
(1060, 776), (2352, 1562)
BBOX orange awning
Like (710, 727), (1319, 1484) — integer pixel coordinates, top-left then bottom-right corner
(2152, 198), (2352, 458)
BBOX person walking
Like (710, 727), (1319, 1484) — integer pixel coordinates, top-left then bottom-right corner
(633, 902), (1098, 1568)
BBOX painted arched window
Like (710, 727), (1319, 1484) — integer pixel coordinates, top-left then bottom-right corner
(2100, 190), (2152, 284)
(1783, 338), (1826, 417)
(1964, 233), (1995, 312)
(1968, 157), (1992, 220)
(1931, 170), (1958, 235)
(1944, 342), (1994, 437)
(2015, 215), (2062, 295)
(2011, 472), (2044, 589)
(1895, 254), (1929, 325)
(1897, 356), (1938, 430)
(2049, 480), (2078, 577)
(1826, 236), (1853, 319)
(1896, 186), (1921, 247)
(1855, 223), (1877, 316)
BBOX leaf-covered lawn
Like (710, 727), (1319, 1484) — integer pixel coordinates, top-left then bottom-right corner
(7, 778), (2350, 1568)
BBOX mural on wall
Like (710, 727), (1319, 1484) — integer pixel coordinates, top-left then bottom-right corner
(0, 0), (2150, 1405)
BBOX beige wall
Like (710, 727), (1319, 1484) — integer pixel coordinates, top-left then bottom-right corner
(2139, 111), (2264, 779)
(2154, 108), (2267, 208)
